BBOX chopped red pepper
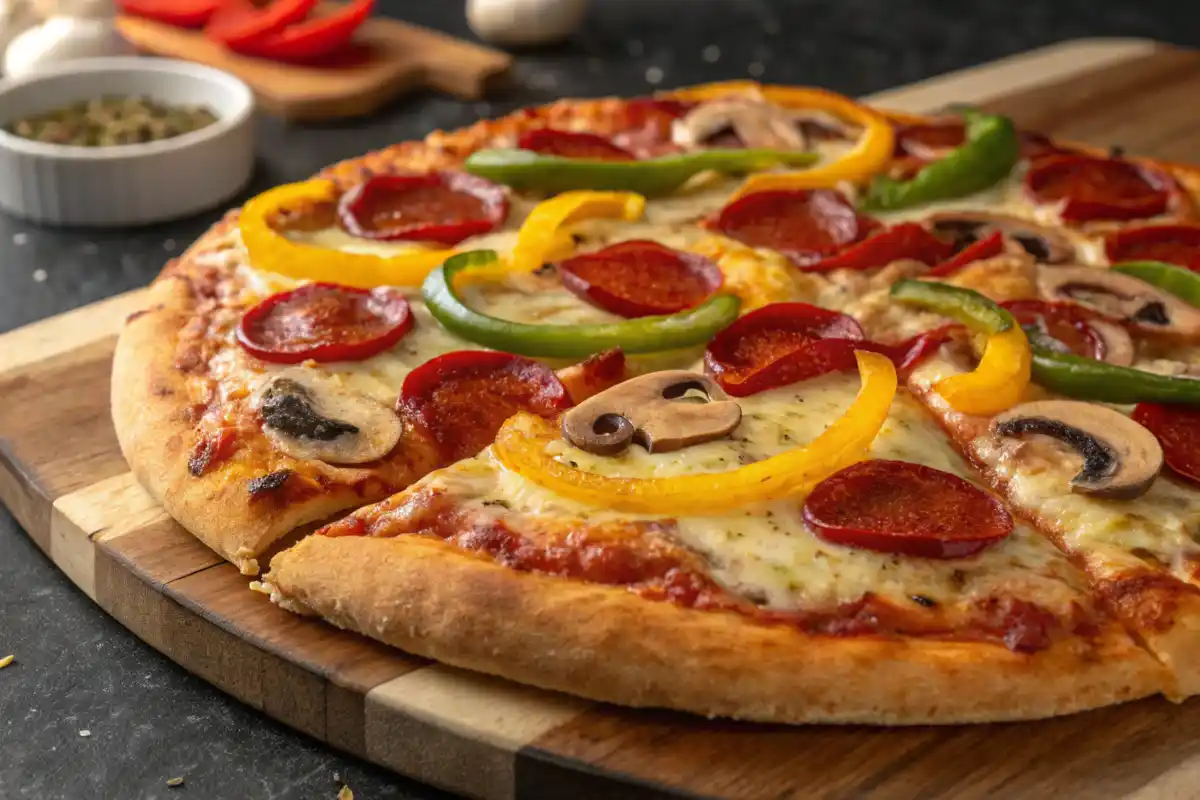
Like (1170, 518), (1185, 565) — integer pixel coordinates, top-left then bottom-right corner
(337, 172), (508, 245)
(237, 282), (414, 364)
(206, 0), (318, 46)
(224, 0), (375, 63)
(801, 223), (953, 273)
(518, 129), (636, 161)
(926, 230), (1006, 277)
(120, 0), (222, 28)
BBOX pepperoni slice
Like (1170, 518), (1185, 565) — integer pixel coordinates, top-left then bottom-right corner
(802, 223), (953, 273)
(1132, 403), (1200, 486)
(518, 129), (636, 161)
(237, 283), (414, 364)
(926, 230), (1006, 277)
(1024, 154), (1174, 223)
(337, 172), (509, 244)
(1002, 299), (1108, 361)
(707, 189), (880, 266)
(703, 302), (865, 396)
(399, 351), (572, 462)
(612, 98), (695, 158)
(896, 121), (1074, 162)
(803, 460), (1013, 559)
(1105, 225), (1200, 271)
(557, 240), (723, 318)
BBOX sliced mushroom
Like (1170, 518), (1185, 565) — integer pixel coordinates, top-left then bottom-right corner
(1088, 318), (1136, 366)
(253, 369), (402, 465)
(992, 400), (1163, 499)
(928, 212), (1075, 264)
(561, 371), (742, 456)
(673, 97), (808, 150)
(1037, 266), (1200, 338)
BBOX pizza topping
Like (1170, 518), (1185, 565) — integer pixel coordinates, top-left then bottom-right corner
(557, 240), (723, 317)
(1003, 299), (1134, 366)
(803, 460), (1013, 558)
(1037, 265), (1200, 338)
(802, 223), (953, 273)
(1024, 154), (1175, 223)
(891, 279), (1030, 415)
(422, 250), (741, 359)
(1131, 403), (1200, 485)
(926, 231), (1005, 277)
(556, 349), (628, 404)
(927, 212), (1074, 264)
(561, 371), (742, 455)
(1029, 347), (1200, 405)
(336, 172), (509, 245)
(247, 469), (293, 498)
(241, 181), (454, 288)
(399, 351), (572, 463)
(672, 96), (809, 150)
(706, 189), (879, 266)
(895, 122), (1072, 163)
(464, 145), (817, 197)
(703, 302), (864, 396)
(993, 401), (1163, 499)
(492, 350), (897, 514)
(517, 129), (636, 160)
(862, 110), (1019, 212)
(237, 283), (414, 364)
(508, 190), (646, 274)
(1105, 225), (1200, 270)
(255, 372), (402, 465)
(1111, 260), (1200, 308)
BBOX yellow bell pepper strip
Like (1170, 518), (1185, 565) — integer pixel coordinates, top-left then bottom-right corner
(424, 250), (741, 359)
(508, 191), (646, 274)
(891, 279), (1031, 416)
(240, 181), (455, 289)
(492, 351), (897, 514)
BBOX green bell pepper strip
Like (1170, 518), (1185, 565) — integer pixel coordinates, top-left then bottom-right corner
(463, 148), (819, 197)
(889, 278), (1014, 333)
(860, 110), (1020, 212)
(422, 251), (742, 359)
(1029, 344), (1200, 405)
(1111, 260), (1200, 308)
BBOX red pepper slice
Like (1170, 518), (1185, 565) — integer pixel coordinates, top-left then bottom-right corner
(337, 172), (508, 245)
(1002, 299), (1108, 361)
(858, 325), (959, 376)
(1105, 224), (1200, 271)
(399, 351), (572, 462)
(206, 0), (318, 46)
(1132, 403), (1200, 486)
(225, 0), (375, 63)
(703, 302), (865, 396)
(707, 189), (880, 267)
(803, 460), (1013, 558)
(119, 0), (221, 27)
(1025, 154), (1174, 223)
(803, 222), (953, 273)
(518, 129), (636, 161)
(237, 282), (413, 364)
(557, 240), (723, 318)
(926, 230), (1006, 277)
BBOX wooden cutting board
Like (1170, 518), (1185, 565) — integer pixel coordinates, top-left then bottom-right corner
(4, 39), (1200, 800)
(116, 4), (513, 121)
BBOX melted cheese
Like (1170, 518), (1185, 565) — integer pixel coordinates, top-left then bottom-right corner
(421, 372), (1083, 614)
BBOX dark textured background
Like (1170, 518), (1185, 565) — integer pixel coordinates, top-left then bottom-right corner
(2, 1), (1198, 798)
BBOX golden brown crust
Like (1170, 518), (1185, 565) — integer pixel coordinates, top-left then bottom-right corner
(264, 534), (1166, 724)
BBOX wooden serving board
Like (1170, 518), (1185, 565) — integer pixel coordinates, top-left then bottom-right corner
(117, 4), (513, 121)
(5, 39), (1200, 800)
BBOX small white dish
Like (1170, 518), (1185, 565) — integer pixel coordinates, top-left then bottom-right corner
(0, 56), (255, 227)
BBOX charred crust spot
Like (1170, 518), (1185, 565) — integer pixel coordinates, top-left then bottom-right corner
(1097, 572), (1197, 632)
(248, 469), (292, 498)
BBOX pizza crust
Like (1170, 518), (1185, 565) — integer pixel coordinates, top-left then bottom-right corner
(264, 533), (1166, 725)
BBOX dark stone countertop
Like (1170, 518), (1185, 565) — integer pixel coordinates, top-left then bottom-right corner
(1, 1), (1197, 798)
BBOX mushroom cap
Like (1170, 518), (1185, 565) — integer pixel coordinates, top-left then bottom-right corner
(992, 400), (1163, 500)
(927, 211), (1076, 264)
(672, 96), (808, 150)
(1037, 265), (1200, 339)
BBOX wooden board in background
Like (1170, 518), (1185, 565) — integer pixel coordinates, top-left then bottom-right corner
(4, 39), (1200, 800)
(117, 3), (513, 122)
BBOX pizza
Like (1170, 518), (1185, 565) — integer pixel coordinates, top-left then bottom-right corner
(110, 80), (1200, 724)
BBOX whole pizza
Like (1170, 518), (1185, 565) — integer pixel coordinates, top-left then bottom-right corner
(111, 81), (1200, 725)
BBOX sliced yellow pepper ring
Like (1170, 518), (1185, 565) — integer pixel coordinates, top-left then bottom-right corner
(492, 350), (897, 515)
(665, 82), (896, 197)
(240, 180), (456, 289)
(508, 190), (647, 274)
(934, 326), (1032, 416)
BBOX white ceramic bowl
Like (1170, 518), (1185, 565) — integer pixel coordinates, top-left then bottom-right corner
(0, 57), (255, 227)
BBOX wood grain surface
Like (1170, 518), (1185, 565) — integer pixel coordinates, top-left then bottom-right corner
(116, 3), (513, 122)
(4, 39), (1200, 800)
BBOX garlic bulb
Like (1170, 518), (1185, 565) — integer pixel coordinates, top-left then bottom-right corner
(0, 0), (39, 67)
(467, 0), (588, 48)
(4, 10), (129, 79)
